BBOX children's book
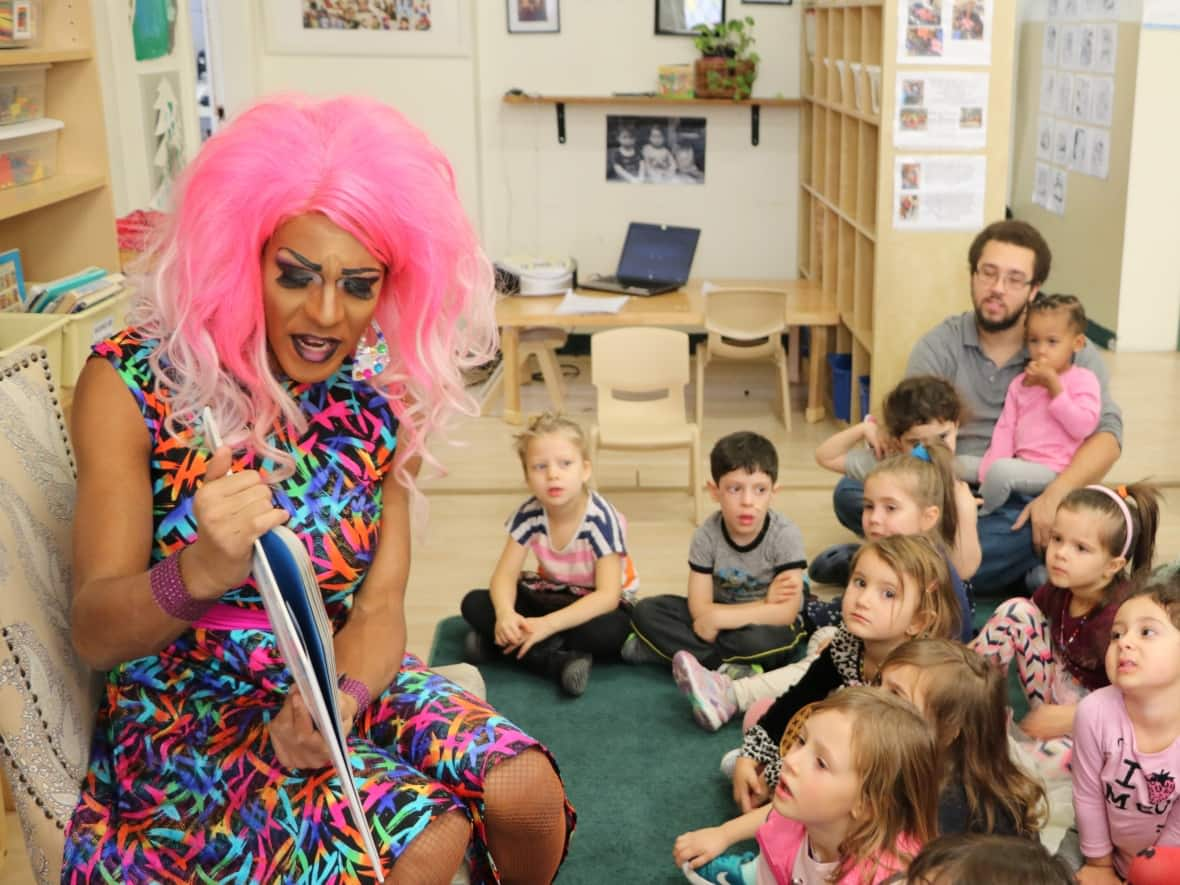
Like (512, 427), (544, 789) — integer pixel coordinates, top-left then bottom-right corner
(202, 408), (386, 882)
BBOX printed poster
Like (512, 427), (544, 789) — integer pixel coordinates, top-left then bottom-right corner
(893, 154), (986, 230)
(894, 71), (989, 150)
(899, 0), (992, 65)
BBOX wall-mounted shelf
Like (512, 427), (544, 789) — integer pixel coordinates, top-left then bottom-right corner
(502, 93), (802, 145)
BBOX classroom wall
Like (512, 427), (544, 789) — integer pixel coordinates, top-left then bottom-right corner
(203, 1), (803, 280)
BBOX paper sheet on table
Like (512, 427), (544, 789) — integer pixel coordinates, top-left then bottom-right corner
(554, 290), (629, 315)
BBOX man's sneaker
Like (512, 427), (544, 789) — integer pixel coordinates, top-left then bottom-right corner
(682, 851), (757, 884)
(559, 653), (593, 697)
(672, 651), (738, 732)
(718, 661), (763, 681)
(619, 632), (664, 665)
(719, 747), (741, 780)
(463, 629), (493, 664)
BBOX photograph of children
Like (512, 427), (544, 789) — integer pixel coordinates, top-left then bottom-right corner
(952, 0), (984, 40)
(898, 194), (920, 221)
(959, 106), (983, 128)
(605, 115), (706, 185)
(899, 108), (928, 131)
(908, 0), (941, 26)
(900, 162), (920, 191)
(901, 79), (925, 107)
(302, 0), (430, 31)
(906, 26), (944, 57)
(515, 0), (548, 21)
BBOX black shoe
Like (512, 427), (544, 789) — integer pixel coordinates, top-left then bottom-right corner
(463, 629), (493, 664)
(559, 653), (593, 697)
(808, 542), (860, 587)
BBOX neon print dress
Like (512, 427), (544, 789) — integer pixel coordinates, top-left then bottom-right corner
(63, 329), (572, 884)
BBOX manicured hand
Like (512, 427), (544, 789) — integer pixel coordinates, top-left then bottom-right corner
(494, 611), (528, 649)
(673, 826), (729, 870)
(188, 445), (289, 599)
(732, 756), (770, 813)
(270, 687), (350, 770)
(1023, 359), (1064, 396)
(692, 610), (723, 644)
(513, 616), (558, 658)
(1075, 863), (1122, 885)
(767, 569), (803, 605)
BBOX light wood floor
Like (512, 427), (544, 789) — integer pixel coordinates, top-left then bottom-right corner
(4, 348), (1180, 882)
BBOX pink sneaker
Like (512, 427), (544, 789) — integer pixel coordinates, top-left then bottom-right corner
(672, 651), (737, 732)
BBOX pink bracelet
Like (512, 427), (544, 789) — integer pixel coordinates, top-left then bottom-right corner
(149, 550), (213, 622)
(338, 673), (372, 713)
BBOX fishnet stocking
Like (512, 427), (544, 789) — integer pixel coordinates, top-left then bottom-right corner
(388, 807), (470, 885)
(483, 748), (569, 884)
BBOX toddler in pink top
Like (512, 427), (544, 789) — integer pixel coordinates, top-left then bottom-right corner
(976, 294), (1101, 515)
(1069, 578), (1180, 883)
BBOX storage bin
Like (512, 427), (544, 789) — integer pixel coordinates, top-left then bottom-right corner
(0, 116), (60, 190)
(828, 352), (852, 422)
(0, 0), (39, 48)
(0, 312), (68, 384)
(0, 64), (47, 125)
(61, 288), (132, 386)
(858, 374), (870, 420)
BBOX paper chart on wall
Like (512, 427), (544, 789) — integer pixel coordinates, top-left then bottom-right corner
(898, 0), (992, 65)
(1032, 162), (1052, 209)
(893, 71), (988, 149)
(1036, 116), (1054, 162)
(1048, 167), (1068, 216)
(893, 154), (986, 230)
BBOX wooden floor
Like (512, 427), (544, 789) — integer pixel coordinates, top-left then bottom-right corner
(5, 348), (1180, 881)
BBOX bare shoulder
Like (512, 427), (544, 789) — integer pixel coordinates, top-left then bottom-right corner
(70, 357), (150, 466)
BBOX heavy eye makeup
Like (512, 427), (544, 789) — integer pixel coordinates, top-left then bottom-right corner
(274, 249), (382, 300)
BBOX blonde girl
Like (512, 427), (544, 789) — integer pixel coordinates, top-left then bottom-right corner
(879, 638), (1047, 838)
(1069, 577), (1180, 883)
(460, 411), (638, 696)
(676, 687), (938, 885)
(969, 482), (1160, 770)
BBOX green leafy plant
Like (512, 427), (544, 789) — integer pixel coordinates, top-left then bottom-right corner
(692, 17), (760, 100)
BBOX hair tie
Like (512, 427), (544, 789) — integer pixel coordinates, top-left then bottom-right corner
(1116, 484), (1129, 499)
(911, 443), (931, 463)
(1085, 484), (1133, 560)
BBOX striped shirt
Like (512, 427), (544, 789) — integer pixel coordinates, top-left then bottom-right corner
(507, 491), (639, 603)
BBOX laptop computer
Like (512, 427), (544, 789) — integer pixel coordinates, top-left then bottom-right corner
(580, 222), (701, 296)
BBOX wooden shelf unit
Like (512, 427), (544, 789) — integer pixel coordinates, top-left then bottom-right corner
(0, 0), (117, 283)
(798, 1), (1016, 421)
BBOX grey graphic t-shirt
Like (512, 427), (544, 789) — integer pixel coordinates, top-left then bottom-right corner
(689, 510), (807, 604)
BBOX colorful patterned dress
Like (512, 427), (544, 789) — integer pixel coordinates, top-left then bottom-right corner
(63, 329), (573, 884)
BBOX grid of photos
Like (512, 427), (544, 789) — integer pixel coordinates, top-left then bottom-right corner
(301, 0), (432, 31)
(1034, 0), (1119, 215)
(605, 115), (706, 186)
(900, 0), (991, 64)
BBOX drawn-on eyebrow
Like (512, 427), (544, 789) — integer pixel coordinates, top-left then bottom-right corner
(278, 247), (381, 276)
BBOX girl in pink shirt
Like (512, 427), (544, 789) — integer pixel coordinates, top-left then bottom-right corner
(1071, 579), (1180, 883)
(675, 687), (936, 885)
(976, 294), (1101, 515)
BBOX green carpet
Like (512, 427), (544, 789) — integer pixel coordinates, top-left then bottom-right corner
(428, 616), (746, 884)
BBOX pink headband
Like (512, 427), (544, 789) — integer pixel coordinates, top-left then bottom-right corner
(1085, 484), (1133, 560)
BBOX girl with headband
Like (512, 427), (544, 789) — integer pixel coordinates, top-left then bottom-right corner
(970, 481), (1161, 776)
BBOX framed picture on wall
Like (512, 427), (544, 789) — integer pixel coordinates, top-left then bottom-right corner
(655, 0), (725, 36)
(507, 0), (560, 33)
(264, 0), (471, 57)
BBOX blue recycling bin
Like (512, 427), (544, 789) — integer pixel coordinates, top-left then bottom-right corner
(828, 353), (852, 422)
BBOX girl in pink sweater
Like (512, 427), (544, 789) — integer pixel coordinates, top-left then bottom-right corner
(976, 294), (1101, 515)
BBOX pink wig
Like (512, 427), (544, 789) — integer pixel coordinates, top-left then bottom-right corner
(132, 94), (497, 492)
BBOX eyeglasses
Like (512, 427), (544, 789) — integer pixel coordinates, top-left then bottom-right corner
(974, 265), (1033, 290)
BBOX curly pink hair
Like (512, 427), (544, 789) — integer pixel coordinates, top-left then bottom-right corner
(130, 93), (497, 494)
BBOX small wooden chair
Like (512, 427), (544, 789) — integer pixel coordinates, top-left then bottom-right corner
(479, 327), (568, 416)
(695, 287), (793, 430)
(588, 327), (703, 524)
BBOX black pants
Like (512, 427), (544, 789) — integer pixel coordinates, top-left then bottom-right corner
(628, 594), (808, 670)
(460, 583), (632, 676)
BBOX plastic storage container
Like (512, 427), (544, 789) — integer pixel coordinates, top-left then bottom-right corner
(61, 288), (133, 387)
(0, 0), (39, 49)
(0, 312), (68, 384)
(0, 116), (60, 190)
(828, 352), (852, 422)
(0, 64), (47, 125)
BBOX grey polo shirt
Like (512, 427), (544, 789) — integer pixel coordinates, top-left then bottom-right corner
(906, 312), (1123, 459)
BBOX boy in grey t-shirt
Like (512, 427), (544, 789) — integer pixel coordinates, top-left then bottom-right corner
(622, 432), (808, 673)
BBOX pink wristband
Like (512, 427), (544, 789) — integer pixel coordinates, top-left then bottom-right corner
(338, 674), (372, 713)
(149, 550), (214, 622)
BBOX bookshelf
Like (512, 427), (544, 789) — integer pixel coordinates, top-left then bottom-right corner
(798, 1), (1016, 422)
(0, 0), (118, 284)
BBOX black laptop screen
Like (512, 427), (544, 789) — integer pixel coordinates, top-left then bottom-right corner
(616, 223), (701, 284)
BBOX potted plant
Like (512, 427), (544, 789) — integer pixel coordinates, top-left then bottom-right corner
(692, 16), (760, 100)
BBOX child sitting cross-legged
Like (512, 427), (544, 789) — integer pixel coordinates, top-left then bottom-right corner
(622, 431), (809, 676)
(675, 687), (938, 885)
(460, 411), (638, 697)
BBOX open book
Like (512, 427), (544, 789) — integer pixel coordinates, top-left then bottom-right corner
(202, 409), (385, 882)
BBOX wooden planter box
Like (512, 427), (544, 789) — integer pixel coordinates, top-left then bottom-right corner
(693, 57), (757, 99)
